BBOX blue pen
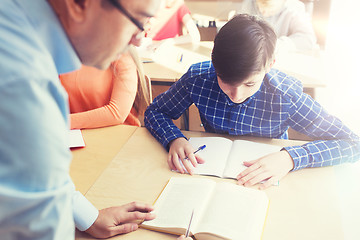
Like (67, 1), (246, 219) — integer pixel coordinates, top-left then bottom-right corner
(184, 145), (206, 160)
(193, 145), (206, 154)
(179, 53), (183, 62)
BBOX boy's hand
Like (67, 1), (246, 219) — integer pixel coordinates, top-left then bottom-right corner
(168, 138), (205, 175)
(236, 150), (294, 189)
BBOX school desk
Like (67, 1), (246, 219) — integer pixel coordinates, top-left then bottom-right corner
(69, 125), (137, 195)
(143, 41), (326, 132)
(73, 126), (347, 240)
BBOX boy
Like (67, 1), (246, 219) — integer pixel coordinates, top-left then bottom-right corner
(144, 14), (360, 189)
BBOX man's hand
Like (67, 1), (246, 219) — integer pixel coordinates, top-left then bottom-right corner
(237, 150), (294, 189)
(168, 138), (205, 175)
(85, 202), (155, 239)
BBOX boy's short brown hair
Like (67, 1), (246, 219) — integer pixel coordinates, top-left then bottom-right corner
(212, 14), (277, 84)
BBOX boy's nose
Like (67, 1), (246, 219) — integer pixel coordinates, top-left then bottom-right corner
(230, 88), (244, 100)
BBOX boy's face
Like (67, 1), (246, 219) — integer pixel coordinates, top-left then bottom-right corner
(217, 70), (265, 104)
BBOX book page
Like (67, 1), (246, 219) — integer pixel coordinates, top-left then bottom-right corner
(142, 177), (216, 234)
(195, 182), (269, 240)
(223, 140), (282, 179)
(189, 137), (233, 177)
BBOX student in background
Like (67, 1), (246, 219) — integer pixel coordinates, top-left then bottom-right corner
(0, 0), (161, 239)
(229, 0), (317, 52)
(144, 14), (360, 189)
(142, 0), (200, 48)
(60, 47), (151, 129)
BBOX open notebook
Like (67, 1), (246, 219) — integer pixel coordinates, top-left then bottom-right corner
(188, 137), (282, 179)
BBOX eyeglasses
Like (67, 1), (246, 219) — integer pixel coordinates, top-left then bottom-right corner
(107, 0), (145, 32)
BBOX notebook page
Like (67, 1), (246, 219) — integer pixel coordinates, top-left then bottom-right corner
(189, 137), (233, 177)
(223, 140), (282, 179)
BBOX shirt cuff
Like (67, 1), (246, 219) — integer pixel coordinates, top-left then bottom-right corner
(283, 146), (310, 171)
(72, 191), (99, 231)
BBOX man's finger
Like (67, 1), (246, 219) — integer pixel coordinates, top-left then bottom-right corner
(112, 223), (139, 235)
(123, 202), (154, 213)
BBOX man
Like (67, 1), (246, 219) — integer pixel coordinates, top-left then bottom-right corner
(0, 0), (161, 239)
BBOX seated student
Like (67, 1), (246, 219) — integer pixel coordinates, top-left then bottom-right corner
(142, 0), (200, 46)
(144, 14), (360, 189)
(230, 0), (317, 52)
(60, 47), (151, 129)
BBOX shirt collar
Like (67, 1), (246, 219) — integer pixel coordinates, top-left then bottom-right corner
(16, 0), (81, 74)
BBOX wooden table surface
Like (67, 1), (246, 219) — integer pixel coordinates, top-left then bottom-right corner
(70, 125), (137, 195)
(74, 127), (344, 240)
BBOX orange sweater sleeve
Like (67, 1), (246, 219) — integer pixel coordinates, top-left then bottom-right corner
(66, 54), (139, 129)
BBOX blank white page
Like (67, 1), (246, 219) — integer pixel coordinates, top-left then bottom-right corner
(189, 137), (233, 177)
(223, 140), (281, 179)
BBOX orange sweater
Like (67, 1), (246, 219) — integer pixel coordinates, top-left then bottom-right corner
(60, 53), (140, 129)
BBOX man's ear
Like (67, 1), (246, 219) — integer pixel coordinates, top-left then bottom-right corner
(64, 0), (90, 22)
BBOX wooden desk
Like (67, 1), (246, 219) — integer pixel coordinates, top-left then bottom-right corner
(143, 41), (213, 85)
(75, 127), (344, 240)
(70, 125), (138, 195)
(274, 49), (326, 97)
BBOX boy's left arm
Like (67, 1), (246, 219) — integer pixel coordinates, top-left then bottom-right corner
(285, 93), (360, 171)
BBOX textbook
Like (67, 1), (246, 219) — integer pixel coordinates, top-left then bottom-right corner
(188, 137), (282, 179)
(141, 177), (269, 240)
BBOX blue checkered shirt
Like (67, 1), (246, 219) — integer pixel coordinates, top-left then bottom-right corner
(145, 61), (360, 171)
